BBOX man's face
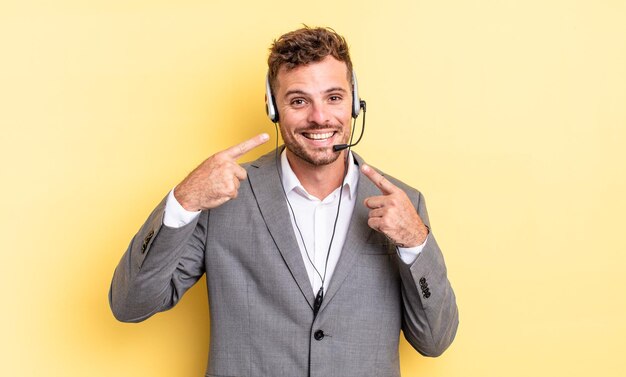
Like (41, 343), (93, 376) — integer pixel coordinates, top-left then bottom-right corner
(274, 56), (353, 167)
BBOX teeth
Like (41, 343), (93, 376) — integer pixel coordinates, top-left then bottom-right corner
(304, 132), (334, 140)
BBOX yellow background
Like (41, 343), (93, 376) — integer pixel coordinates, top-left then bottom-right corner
(1, 0), (625, 376)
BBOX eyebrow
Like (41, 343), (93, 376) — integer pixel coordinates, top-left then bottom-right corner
(284, 87), (348, 97)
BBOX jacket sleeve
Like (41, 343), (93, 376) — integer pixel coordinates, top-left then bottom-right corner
(397, 190), (459, 357)
(108, 195), (207, 323)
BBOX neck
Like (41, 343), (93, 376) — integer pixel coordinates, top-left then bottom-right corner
(286, 150), (347, 200)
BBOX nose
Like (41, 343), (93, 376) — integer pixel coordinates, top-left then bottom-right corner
(306, 101), (330, 126)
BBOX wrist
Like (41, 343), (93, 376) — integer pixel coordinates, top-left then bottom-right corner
(173, 186), (199, 212)
(405, 224), (428, 248)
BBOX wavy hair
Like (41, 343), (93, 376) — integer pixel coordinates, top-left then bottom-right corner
(267, 26), (353, 91)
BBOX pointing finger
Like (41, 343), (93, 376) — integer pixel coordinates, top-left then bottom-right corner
(222, 133), (270, 159)
(361, 164), (398, 195)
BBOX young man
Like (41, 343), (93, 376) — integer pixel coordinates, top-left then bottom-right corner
(110, 26), (458, 377)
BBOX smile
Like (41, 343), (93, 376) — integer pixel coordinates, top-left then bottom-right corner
(302, 131), (335, 140)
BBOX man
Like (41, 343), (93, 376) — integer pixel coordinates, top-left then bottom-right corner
(110, 26), (458, 377)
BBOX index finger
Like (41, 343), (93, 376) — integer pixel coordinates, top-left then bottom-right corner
(361, 164), (398, 195)
(222, 133), (270, 159)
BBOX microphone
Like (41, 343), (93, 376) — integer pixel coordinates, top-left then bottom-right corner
(333, 100), (366, 152)
(313, 287), (324, 317)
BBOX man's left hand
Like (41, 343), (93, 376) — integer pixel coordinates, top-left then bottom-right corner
(361, 164), (429, 248)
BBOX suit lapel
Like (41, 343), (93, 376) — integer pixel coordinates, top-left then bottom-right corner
(246, 149), (315, 309)
(246, 150), (382, 314)
(319, 153), (381, 312)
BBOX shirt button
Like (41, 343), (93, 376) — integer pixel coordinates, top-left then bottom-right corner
(314, 330), (324, 341)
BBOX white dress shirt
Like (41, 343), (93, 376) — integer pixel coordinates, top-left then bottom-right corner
(163, 150), (426, 295)
(279, 151), (358, 295)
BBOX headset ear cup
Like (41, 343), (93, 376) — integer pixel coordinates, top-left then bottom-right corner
(352, 71), (360, 118)
(265, 73), (279, 122)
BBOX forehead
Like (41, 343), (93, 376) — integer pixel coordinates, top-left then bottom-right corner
(275, 56), (350, 92)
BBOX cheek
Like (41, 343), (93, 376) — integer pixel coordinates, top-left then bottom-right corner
(280, 110), (306, 128)
(338, 112), (353, 128)
(278, 119), (302, 141)
(333, 106), (353, 124)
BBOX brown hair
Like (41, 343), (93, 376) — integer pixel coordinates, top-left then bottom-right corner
(267, 26), (353, 91)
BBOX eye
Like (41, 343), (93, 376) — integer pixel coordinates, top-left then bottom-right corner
(329, 95), (343, 102)
(290, 98), (306, 107)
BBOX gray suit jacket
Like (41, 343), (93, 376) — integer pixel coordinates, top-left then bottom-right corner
(110, 150), (458, 377)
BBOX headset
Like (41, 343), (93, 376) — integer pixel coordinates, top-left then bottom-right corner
(265, 71), (362, 123)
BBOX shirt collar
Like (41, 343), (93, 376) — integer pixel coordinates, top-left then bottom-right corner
(280, 149), (359, 201)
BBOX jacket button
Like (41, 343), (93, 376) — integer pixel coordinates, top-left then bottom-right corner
(314, 330), (324, 341)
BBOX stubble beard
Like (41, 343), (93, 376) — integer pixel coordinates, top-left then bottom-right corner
(280, 125), (349, 167)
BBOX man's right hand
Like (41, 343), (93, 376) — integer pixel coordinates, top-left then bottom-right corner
(174, 133), (270, 211)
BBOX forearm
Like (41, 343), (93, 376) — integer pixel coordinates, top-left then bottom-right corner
(397, 190), (458, 356)
(109, 196), (206, 322)
(398, 233), (458, 357)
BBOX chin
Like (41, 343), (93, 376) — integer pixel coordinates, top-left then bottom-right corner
(288, 145), (342, 167)
(308, 154), (341, 166)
